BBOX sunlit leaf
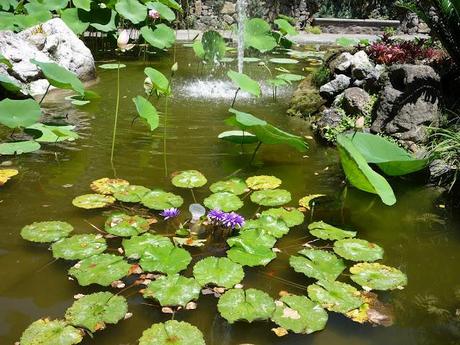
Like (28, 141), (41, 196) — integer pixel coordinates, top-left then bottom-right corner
(307, 280), (364, 314)
(350, 263), (408, 291)
(308, 221), (356, 240)
(0, 168), (18, 186)
(218, 130), (259, 144)
(99, 63), (126, 69)
(246, 175), (281, 190)
(21, 221), (73, 243)
(143, 274), (201, 306)
(171, 170), (207, 188)
(52, 234), (107, 260)
(227, 230), (277, 267)
(31, 59), (85, 95)
(298, 194), (325, 209)
(133, 96), (159, 131)
(193, 256), (244, 288)
(139, 245), (191, 274)
(244, 18), (277, 52)
(209, 178), (248, 195)
(90, 178), (130, 195)
(140, 24), (176, 50)
(141, 190), (184, 210)
(144, 67), (170, 95)
(0, 74), (21, 92)
(115, 0), (147, 24)
(72, 194), (116, 209)
(104, 213), (150, 237)
(113, 185), (151, 203)
(20, 319), (83, 345)
(122, 233), (173, 259)
(261, 208), (304, 227)
(242, 214), (289, 239)
(26, 123), (79, 142)
(333, 239), (384, 262)
(147, 1), (175, 21)
(139, 321), (205, 345)
(250, 189), (291, 207)
(227, 70), (261, 97)
(289, 249), (346, 281)
(0, 141), (40, 155)
(203, 192), (243, 212)
(274, 18), (298, 36)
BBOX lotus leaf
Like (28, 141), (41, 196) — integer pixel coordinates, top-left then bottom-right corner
(227, 70), (261, 97)
(201, 30), (226, 62)
(274, 18), (298, 36)
(73, 0), (91, 11)
(298, 194), (325, 209)
(141, 190), (184, 210)
(171, 170), (207, 188)
(0, 98), (41, 129)
(113, 185), (151, 202)
(270, 58), (299, 64)
(272, 295), (328, 334)
(133, 96), (159, 131)
(261, 207), (304, 227)
(141, 24), (176, 50)
(193, 256), (244, 288)
(219, 130), (258, 144)
(147, 1), (175, 21)
(209, 178), (248, 195)
(307, 280), (364, 314)
(115, 0), (147, 24)
(0, 141), (41, 155)
(144, 67), (171, 95)
(308, 221), (356, 240)
(21, 221), (73, 243)
(139, 320), (205, 345)
(65, 292), (128, 332)
(60, 8), (90, 35)
(31, 59), (85, 95)
(289, 249), (346, 281)
(243, 214), (289, 238)
(139, 245), (191, 274)
(244, 18), (277, 52)
(0, 53), (12, 67)
(203, 192), (243, 212)
(334, 239), (384, 262)
(246, 175), (281, 190)
(19, 319), (83, 345)
(350, 263), (408, 291)
(0, 168), (18, 186)
(143, 274), (201, 307)
(250, 189), (291, 207)
(104, 213), (150, 237)
(99, 63), (126, 69)
(159, 0), (182, 12)
(217, 288), (276, 323)
(192, 40), (205, 59)
(72, 194), (116, 209)
(27, 123), (79, 142)
(0, 74), (21, 92)
(122, 233), (173, 259)
(68, 254), (131, 286)
(52, 234), (107, 260)
(90, 177), (130, 195)
(90, 9), (117, 32)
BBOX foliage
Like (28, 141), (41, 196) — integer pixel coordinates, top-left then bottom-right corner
(194, 30), (227, 62)
(0, 168), (18, 186)
(209, 178), (248, 195)
(143, 274), (201, 306)
(308, 221), (356, 240)
(246, 175), (281, 190)
(104, 213), (150, 237)
(317, 0), (395, 19)
(20, 319), (83, 345)
(0, 99), (41, 129)
(350, 262), (408, 291)
(203, 192), (244, 212)
(132, 96), (159, 131)
(139, 321), (205, 345)
(72, 194), (116, 209)
(227, 70), (261, 97)
(31, 59), (85, 95)
(52, 234), (107, 260)
(141, 190), (184, 210)
(171, 170), (207, 188)
(193, 256), (244, 288)
(333, 238), (384, 262)
(244, 18), (278, 53)
(312, 66), (331, 88)
(250, 189), (292, 206)
(21, 221), (73, 243)
(289, 248), (346, 281)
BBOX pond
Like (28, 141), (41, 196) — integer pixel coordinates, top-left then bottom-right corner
(1, 45), (460, 345)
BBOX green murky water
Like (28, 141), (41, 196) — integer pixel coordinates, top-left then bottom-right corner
(1, 45), (460, 345)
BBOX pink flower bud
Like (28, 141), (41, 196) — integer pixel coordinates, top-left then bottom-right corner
(149, 9), (160, 19)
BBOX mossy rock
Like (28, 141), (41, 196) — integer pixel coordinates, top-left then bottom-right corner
(287, 76), (325, 118)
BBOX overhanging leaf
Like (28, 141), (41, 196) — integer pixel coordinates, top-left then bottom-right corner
(133, 96), (159, 131)
(0, 98), (41, 129)
(274, 18), (298, 36)
(144, 67), (170, 95)
(115, 0), (147, 24)
(244, 18), (277, 52)
(218, 130), (259, 144)
(0, 74), (21, 92)
(141, 24), (176, 50)
(227, 70), (261, 97)
(147, 1), (175, 21)
(31, 59), (85, 95)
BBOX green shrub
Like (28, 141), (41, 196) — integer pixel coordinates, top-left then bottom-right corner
(306, 25), (322, 35)
(312, 66), (331, 87)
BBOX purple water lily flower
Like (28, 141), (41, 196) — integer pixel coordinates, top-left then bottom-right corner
(160, 208), (180, 220)
(207, 209), (245, 229)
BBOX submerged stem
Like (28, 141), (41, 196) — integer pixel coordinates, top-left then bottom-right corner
(110, 62), (121, 168)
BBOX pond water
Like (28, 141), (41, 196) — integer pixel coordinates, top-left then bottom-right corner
(1, 45), (460, 345)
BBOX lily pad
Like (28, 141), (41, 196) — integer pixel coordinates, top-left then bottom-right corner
(72, 194), (116, 209)
(171, 170), (207, 188)
(113, 185), (151, 203)
(143, 274), (201, 307)
(307, 280), (364, 314)
(269, 58), (299, 64)
(68, 254), (131, 286)
(104, 213), (150, 237)
(139, 320), (205, 345)
(90, 178), (130, 195)
(27, 123), (79, 142)
(243, 57), (261, 63)
(231, 227), (277, 248)
(218, 130), (259, 144)
(246, 175), (281, 190)
(350, 263), (408, 291)
(203, 192), (243, 212)
(250, 189), (291, 207)
(65, 292), (128, 332)
(141, 190), (184, 210)
(289, 249), (346, 281)
(193, 256), (244, 288)
(334, 239), (384, 262)
(308, 221), (356, 240)
(19, 319), (83, 345)
(140, 245), (192, 274)
(243, 214), (289, 239)
(272, 295), (328, 334)
(99, 63), (126, 69)
(51, 234), (107, 260)
(0, 141), (41, 155)
(261, 208), (304, 227)
(227, 231), (277, 267)
(209, 178), (248, 195)
(0, 168), (18, 186)
(298, 194), (325, 209)
(217, 288), (276, 323)
(122, 233), (173, 259)
(21, 221), (73, 243)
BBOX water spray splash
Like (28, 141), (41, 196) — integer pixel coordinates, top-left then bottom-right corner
(237, 0), (247, 73)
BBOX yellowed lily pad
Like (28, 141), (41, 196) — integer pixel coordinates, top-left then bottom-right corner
(90, 178), (130, 195)
(299, 194), (325, 209)
(72, 194), (116, 209)
(246, 175), (282, 190)
(0, 168), (18, 186)
(350, 262), (408, 291)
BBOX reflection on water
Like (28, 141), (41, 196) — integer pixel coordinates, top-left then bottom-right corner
(0, 46), (460, 345)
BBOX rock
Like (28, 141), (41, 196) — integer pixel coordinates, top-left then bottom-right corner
(287, 76), (325, 117)
(313, 107), (344, 141)
(400, 12), (420, 35)
(351, 51), (374, 80)
(343, 87), (371, 115)
(0, 18), (96, 96)
(319, 74), (351, 100)
(223, 14), (234, 25)
(329, 52), (353, 74)
(371, 64), (441, 144)
(220, 1), (236, 14)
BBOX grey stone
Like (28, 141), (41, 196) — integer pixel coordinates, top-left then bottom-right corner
(314, 107), (344, 141)
(220, 1), (236, 14)
(351, 50), (374, 80)
(329, 52), (353, 74)
(223, 14), (235, 25)
(319, 74), (351, 100)
(343, 87), (371, 115)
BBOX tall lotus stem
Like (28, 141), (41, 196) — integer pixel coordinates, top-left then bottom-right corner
(110, 62), (120, 166)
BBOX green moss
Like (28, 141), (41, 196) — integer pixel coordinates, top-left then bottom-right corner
(312, 66), (331, 88)
(306, 25), (322, 35)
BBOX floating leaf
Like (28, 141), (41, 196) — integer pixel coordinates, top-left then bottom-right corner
(298, 194), (325, 209)
(21, 221), (73, 243)
(90, 178), (130, 195)
(334, 239), (384, 262)
(141, 190), (184, 210)
(0, 168), (18, 186)
(19, 319), (83, 345)
(72, 194), (116, 209)
(133, 96), (159, 131)
(203, 192), (243, 212)
(227, 230), (277, 267)
(209, 178), (248, 195)
(217, 288), (276, 323)
(143, 274), (201, 307)
(276, 73), (305, 83)
(272, 295), (328, 334)
(99, 63), (126, 69)
(246, 175), (281, 190)
(289, 249), (346, 281)
(171, 170), (207, 188)
(141, 24), (176, 50)
(27, 123), (79, 142)
(104, 213), (150, 237)
(139, 245), (191, 274)
(350, 263), (408, 291)
(244, 18), (277, 53)
(243, 214), (289, 239)
(307, 280), (364, 314)
(218, 130), (259, 144)
(139, 321), (205, 345)
(68, 254), (131, 286)
(51, 234), (107, 260)
(115, 0), (147, 24)
(0, 98), (41, 129)
(227, 70), (261, 97)
(193, 256), (244, 288)
(250, 189), (291, 207)
(31, 59), (85, 95)
(261, 208), (304, 227)
(65, 292), (128, 332)
(122, 233), (172, 259)
(269, 58), (299, 64)
(243, 57), (261, 62)
(232, 226), (277, 248)
(308, 221), (356, 240)
(0, 141), (40, 155)
(113, 185), (151, 202)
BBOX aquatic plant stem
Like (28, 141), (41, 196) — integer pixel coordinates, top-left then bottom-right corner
(39, 84), (51, 105)
(231, 88), (240, 108)
(249, 141), (262, 165)
(110, 62), (121, 168)
(190, 188), (197, 203)
(163, 92), (170, 177)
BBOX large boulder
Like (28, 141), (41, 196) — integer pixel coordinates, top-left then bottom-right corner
(313, 107), (344, 142)
(329, 52), (354, 74)
(371, 64), (442, 145)
(288, 76), (325, 117)
(343, 87), (371, 115)
(0, 18), (95, 96)
(351, 51), (374, 80)
(319, 74), (351, 100)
